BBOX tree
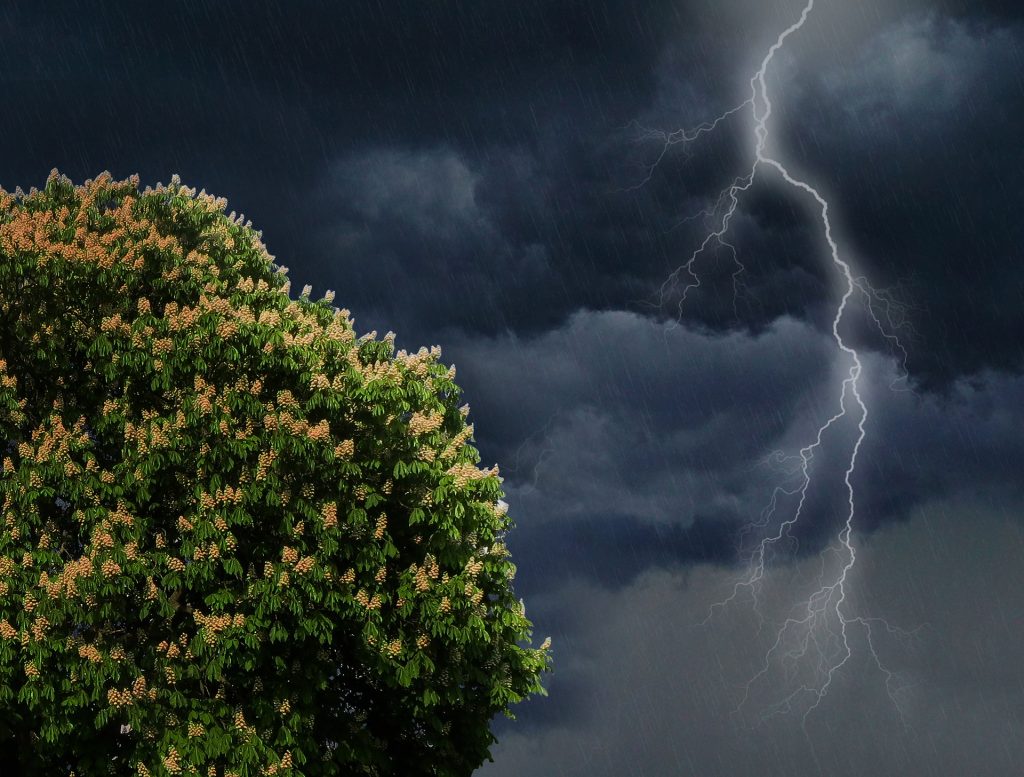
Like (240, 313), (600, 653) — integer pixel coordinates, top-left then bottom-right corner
(0, 171), (551, 776)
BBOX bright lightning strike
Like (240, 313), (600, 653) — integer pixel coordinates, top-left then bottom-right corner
(635, 0), (921, 725)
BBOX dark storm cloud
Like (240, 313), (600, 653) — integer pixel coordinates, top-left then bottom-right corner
(300, 0), (1024, 391)
(307, 146), (560, 339)
(778, 11), (1024, 387)
(0, 0), (673, 208)
(449, 311), (834, 521)
(609, 1), (1024, 389)
(3, 0), (1021, 388)
(0, 0), (683, 344)
(944, 0), (1024, 21)
(440, 310), (1024, 597)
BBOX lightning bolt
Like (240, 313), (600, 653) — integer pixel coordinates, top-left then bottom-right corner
(633, 0), (921, 725)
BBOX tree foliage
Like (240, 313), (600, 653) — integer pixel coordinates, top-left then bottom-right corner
(0, 171), (550, 776)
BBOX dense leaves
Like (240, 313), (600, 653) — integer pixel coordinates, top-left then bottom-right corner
(0, 171), (550, 776)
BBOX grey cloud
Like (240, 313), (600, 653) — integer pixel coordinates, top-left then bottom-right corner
(624, 4), (1024, 386)
(820, 13), (1021, 120)
(449, 311), (836, 528)
(333, 148), (482, 240)
(311, 145), (557, 340)
(777, 13), (1024, 386)
(440, 310), (1024, 599)
(484, 499), (1024, 777)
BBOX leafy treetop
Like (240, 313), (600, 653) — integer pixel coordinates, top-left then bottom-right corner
(0, 170), (550, 776)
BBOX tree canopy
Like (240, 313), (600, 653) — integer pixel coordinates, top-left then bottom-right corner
(0, 171), (550, 775)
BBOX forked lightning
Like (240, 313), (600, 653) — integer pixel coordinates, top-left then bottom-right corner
(640, 0), (916, 725)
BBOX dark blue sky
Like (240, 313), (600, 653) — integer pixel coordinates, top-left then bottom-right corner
(3, 1), (1024, 774)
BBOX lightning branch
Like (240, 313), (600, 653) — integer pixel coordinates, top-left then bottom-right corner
(636, 0), (920, 727)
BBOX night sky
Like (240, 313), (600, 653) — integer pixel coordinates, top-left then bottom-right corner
(4, 1), (1024, 774)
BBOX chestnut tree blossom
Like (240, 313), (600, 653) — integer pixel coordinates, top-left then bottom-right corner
(0, 171), (550, 776)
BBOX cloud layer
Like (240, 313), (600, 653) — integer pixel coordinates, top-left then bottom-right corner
(3, 1), (1021, 386)
(481, 499), (1024, 777)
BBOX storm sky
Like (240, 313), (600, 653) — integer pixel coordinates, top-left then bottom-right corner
(3, 1), (1024, 774)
